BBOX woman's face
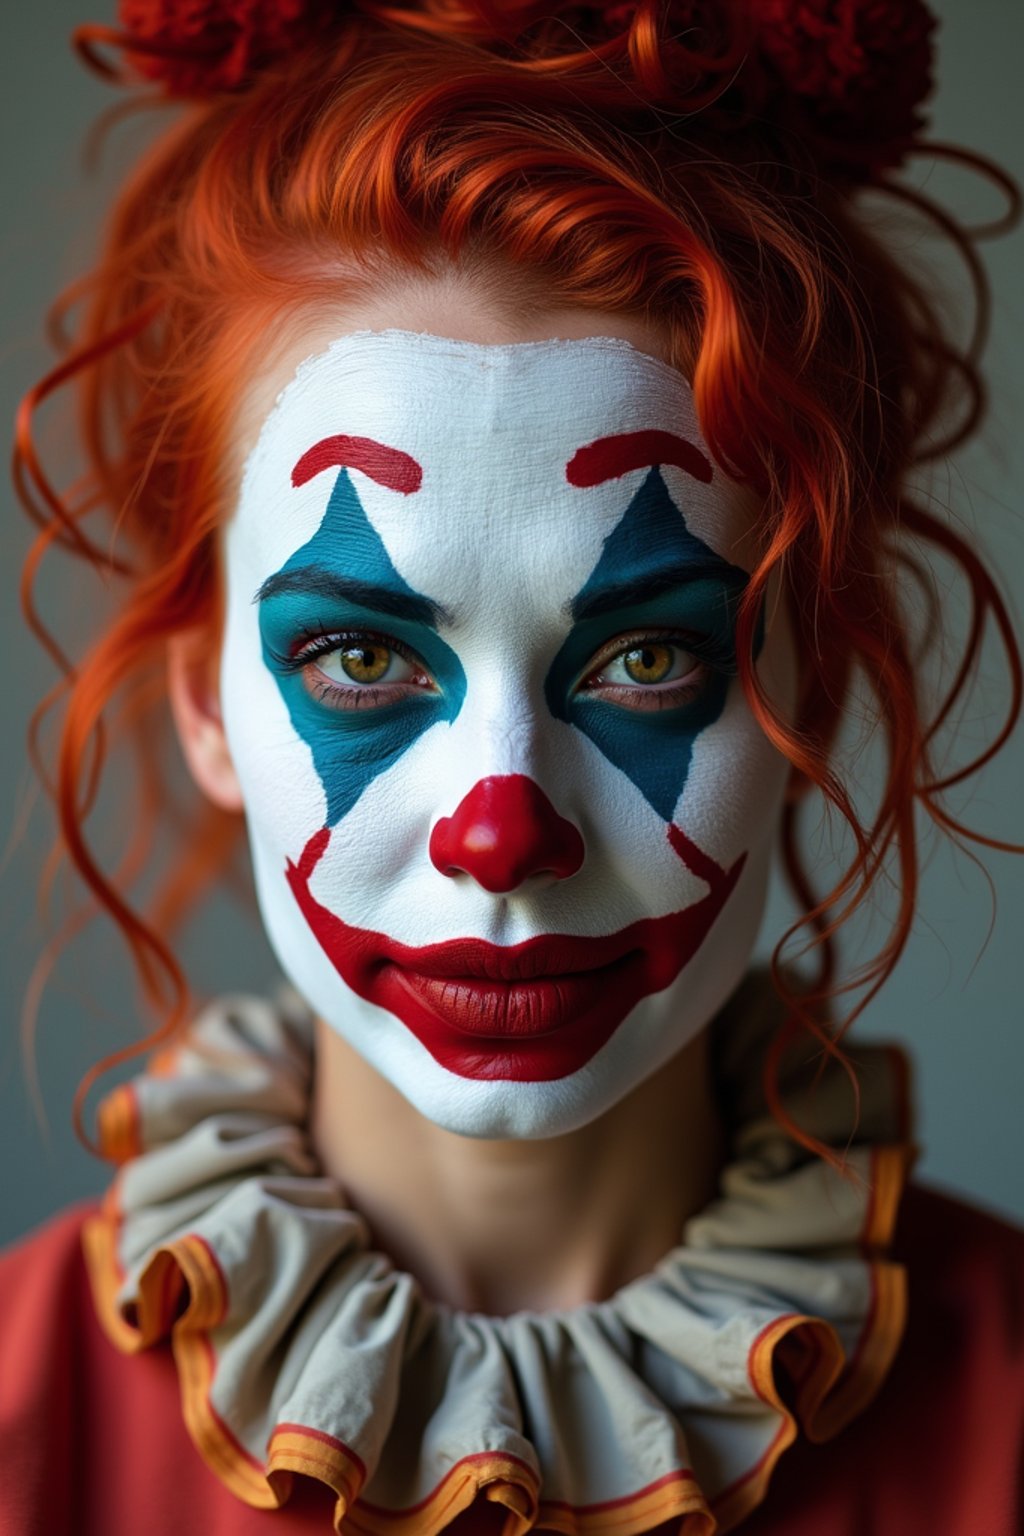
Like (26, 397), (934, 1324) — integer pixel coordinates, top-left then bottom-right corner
(216, 294), (795, 1138)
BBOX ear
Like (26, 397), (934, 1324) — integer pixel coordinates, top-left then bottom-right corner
(167, 631), (245, 812)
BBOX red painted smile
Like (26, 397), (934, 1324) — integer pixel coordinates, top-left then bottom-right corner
(286, 824), (746, 1082)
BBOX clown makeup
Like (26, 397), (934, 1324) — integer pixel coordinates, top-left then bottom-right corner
(220, 331), (795, 1138)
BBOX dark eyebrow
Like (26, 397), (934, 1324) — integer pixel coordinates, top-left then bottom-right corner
(569, 562), (739, 623)
(255, 567), (447, 628)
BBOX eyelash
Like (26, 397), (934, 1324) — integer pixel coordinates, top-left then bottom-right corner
(579, 630), (710, 713)
(268, 625), (719, 713)
(267, 626), (434, 710)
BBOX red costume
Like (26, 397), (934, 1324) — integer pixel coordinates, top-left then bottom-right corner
(2, 1184), (1022, 1535)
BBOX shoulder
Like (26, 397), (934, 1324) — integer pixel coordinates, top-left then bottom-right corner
(2, 1187), (1021, 1536)
(0, 1205), (333, 1536)
(895, 1178), (1024, 1298)
(897, 1180), (1024, 1387)
(890, 1181), (1024, 1452)
(0, 1203), (96, 1398)
(0, 1206), (98, 1534)
(883, 1176), (1020, 1317)
(742, 1181), (1024, 1536)
(1, 1197), (100, 1282)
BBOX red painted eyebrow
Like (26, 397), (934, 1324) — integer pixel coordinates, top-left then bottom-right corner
(292, 435), (423, 494)
(566, 430), (713, 488)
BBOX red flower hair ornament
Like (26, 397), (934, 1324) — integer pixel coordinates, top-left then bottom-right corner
(77, 0), (937, 184)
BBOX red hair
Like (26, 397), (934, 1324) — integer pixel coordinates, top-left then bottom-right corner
(16, 1), (1022, 1160)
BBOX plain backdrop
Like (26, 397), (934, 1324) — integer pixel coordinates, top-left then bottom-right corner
(1, 1), (1022, 1247)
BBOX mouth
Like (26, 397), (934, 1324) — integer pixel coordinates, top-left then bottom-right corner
(286, 824), (746, 1082)
(389, 947), (638, 1040)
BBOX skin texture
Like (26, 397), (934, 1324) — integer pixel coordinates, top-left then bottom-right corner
(170, 271), (796, 1314)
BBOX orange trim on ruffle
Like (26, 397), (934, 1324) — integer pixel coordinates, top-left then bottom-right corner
(82, 1135), (913, 1536)
(81, 1193), (143, 1354)
(267, 1423), (366, 1515)
(85, 1200), (709, 1536)
(96, 1083), (141, 1165)
(83, 1213), (537, 1534)
(148, 1045), (182, 1078)
(537, 1469), (712, 1536)
(712, 1311), (844, 1532)
(811, 1258), (906, 1443)
(801, 1143), (910, 1443)
(712, 1139), (912, 1531)
(862, 1144), (914, 1251)
(348, 1451), (540, 1536)
(173, 1326), (282, 1508)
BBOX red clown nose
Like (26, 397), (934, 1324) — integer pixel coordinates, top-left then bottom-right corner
(429, 776), (585, 893)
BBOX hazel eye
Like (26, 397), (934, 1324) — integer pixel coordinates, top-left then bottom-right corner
(578, 631), (709, 713)
(308, 632), (429, 694)
(621, 642), (675, 685)
(265, 625), (438, 712)
(600, 640), (700, 690)
(336, 642), (393, 684)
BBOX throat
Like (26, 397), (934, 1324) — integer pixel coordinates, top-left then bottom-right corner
(310, 1020), (724, 1316)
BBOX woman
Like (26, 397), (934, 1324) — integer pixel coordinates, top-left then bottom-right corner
(3, 2), (1022, 1532)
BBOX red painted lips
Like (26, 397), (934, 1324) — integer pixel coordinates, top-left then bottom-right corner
(286, 824), (745, 1082)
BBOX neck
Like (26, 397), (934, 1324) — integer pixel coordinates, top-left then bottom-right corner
(311, 1023), (724, 1316)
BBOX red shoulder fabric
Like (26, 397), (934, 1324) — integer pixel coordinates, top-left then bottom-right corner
(0, 1204), (333, 1535)
(738, 1184), (1024, 1536)
(1, 1186), (1022, 1535)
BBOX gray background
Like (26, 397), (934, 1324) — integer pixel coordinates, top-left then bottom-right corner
(2, 2), (1022, 1247)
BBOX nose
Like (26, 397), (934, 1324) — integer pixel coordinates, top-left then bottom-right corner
(429, 775), (585, 893)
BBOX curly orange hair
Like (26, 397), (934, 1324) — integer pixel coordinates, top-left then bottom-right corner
(15, 1), (1022, 1160)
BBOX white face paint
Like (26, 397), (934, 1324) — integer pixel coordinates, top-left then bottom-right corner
(220, 331), (794, 1138)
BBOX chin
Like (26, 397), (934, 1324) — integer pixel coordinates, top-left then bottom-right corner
(317, 980), (719, 1142)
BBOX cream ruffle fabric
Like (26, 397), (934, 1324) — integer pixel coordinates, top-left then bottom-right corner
(84, 977), (913, 1536)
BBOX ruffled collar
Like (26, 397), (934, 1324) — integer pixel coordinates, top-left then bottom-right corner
(84, 976), (913, 1536)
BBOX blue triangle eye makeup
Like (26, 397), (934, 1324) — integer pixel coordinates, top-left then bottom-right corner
(257, 468), (465, 827)
(257, 458), (756, 832)
(544, 467), (756, 822)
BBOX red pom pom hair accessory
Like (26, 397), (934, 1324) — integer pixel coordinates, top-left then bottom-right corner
(597, 0), (936, 177)
(751, 0), (936, 174)
(73, 0), (331, 94)
(72, 0), (937, 184)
